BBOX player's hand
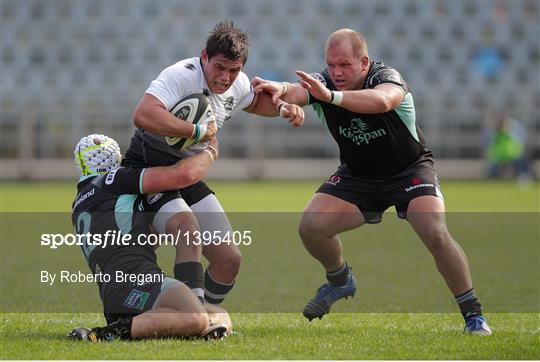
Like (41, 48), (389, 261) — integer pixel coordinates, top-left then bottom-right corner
(296, 70), (332, 103)
(279, 103), (304, 128)
(200, 119), (217, 142)
(207, 137), (219, 160)
(251, 76), (284, 105)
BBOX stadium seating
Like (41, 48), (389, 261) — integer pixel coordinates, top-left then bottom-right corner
(1, 1), (538, 160)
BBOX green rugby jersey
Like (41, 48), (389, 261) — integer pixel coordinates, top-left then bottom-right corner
(71, 167), (156, 275)
(308, 61), (432, 180)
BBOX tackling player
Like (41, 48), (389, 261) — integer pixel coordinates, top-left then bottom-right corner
(69, 134), (230, 341)
(123, 21), (304, 306)
(253, 29), (492, 335)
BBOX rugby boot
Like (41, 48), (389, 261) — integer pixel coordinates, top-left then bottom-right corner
(67, 327), (100, 342)
(463, 315), (492, 336)
(303, 274), (357, 321)
(202, 323), (228, 340)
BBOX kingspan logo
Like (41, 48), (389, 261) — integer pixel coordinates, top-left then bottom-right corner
(339, 118), (386, 145)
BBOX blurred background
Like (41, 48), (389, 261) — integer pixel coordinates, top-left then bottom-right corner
(1, 0), (539, 180)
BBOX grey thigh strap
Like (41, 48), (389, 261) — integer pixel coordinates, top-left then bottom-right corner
(152, 198), (191, 234)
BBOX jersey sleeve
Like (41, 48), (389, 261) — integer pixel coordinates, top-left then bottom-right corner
(146, 62), (197, 110)
(100, 167), (146, 195)
(232, 72), (255, 115)
(366, 65), (407, 93)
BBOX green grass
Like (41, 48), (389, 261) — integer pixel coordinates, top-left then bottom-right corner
(1, 313), (538, 359)
(1, 180), (539, 359)
(1, 179), (539, 212)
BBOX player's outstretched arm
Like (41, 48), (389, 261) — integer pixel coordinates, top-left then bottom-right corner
(251, 76), (309, 107)
(133, 93), (217, 140)
(295, 70), (405, 114)
(141, 138), (219, 194)
(244, 86), (305, 128)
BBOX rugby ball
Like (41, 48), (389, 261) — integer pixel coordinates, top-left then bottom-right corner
(165, 93), (215, 150)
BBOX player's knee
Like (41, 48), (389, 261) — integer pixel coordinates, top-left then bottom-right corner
(227, 249), (242, 276)
(298, 215), (323, 241)
(212, 249), (242, 278)
(423, 227), (452, 252)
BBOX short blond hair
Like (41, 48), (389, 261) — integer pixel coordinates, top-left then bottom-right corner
(325, 29), (368, 59)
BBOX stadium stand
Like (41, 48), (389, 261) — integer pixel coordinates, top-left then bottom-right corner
(1, 1), (538, 178)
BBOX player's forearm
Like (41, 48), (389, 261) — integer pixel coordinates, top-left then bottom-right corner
(335, 89), (395, 114)
(133, 104), (195, 137)
(281, 83), (309, 106)
(247, 91), (280, 116)
(173, 150), (215, 185)
(141, 149), (216, 193)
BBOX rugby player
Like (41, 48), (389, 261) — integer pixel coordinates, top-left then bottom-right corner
(68, 134), (231, 341)
(252, 29), (492, 335)
(123, 21), (304, 306)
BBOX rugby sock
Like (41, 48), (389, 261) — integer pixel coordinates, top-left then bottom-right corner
(174, 262), (205, 302)
(326, 261), (351, 286)
(92, 317), (133, 341)
(455, 287), (483, 321)
(204, 268), (235, 305)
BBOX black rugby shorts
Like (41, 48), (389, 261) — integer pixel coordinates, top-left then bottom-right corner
(317, 156), (443, 224)
(100, 261), (165, 324)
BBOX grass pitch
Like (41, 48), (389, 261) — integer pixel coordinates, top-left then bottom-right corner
(1, 179), (539, 359)
(1, 179), (539, 212)
(1, 313), (538, 360)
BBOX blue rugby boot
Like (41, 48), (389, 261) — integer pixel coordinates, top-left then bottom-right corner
(303, 274), (357, 321)
(463, 315), (492, 336)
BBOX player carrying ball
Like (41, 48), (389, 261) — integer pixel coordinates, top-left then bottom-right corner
(122, 21), (304, 306)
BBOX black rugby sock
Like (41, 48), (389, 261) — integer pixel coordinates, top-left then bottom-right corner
(204, 268), (235, 304)
(92, 317), (133, 341)
(455, 287), (483, 321)
(174, 261), (205, 302)
(326, 261), (351, 286)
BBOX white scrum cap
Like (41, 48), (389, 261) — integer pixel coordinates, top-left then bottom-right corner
(74, 134), (122, 176)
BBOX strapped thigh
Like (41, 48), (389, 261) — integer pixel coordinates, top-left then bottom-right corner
(141, 190), (192, 234)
